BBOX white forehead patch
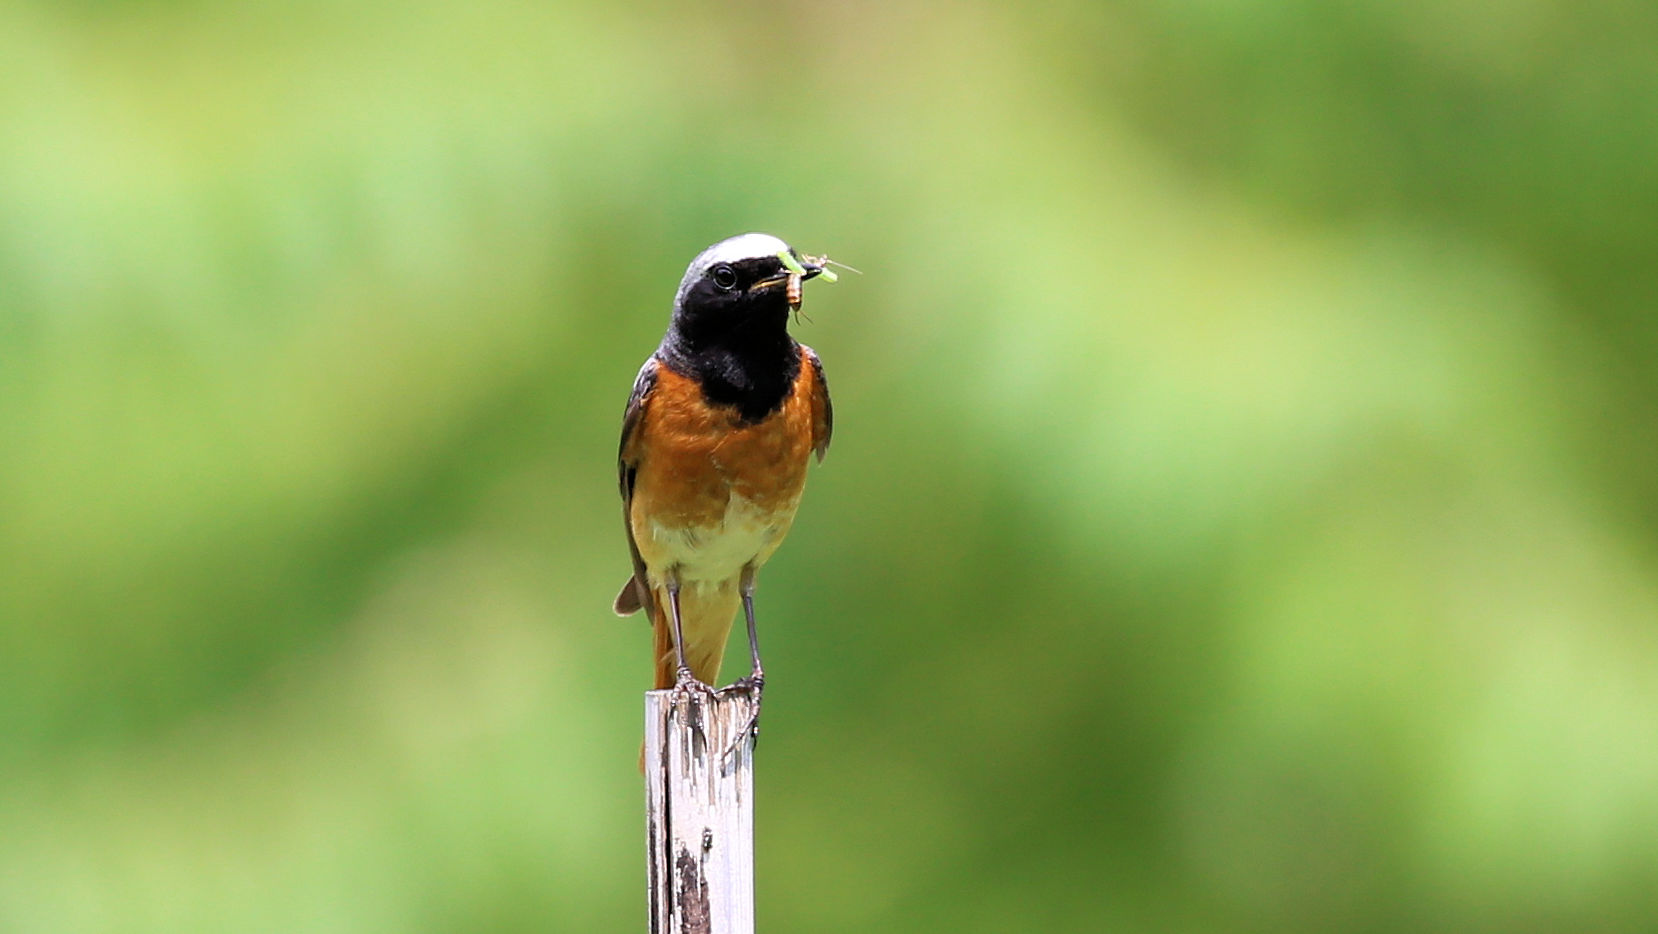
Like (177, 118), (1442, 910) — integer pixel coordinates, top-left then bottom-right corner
(676, 232), (792, 304)
(692, 232), (791, 270)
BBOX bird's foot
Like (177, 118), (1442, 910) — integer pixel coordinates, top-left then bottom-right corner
(729, 672), (765, 703)
(671, 666), (717, 703)
(729, 672), (765, 747)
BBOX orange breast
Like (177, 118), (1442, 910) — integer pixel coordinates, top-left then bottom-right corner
(627, 357), (818, 581)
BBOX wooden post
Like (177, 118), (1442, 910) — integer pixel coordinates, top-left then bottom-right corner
(645, 683), (761, 934)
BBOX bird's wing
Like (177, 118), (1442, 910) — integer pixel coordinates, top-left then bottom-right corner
(614, 356), (660, 617)
(803, 345), (832, 463)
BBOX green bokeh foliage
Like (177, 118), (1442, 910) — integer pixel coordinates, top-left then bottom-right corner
(3, 1), (1657, 931)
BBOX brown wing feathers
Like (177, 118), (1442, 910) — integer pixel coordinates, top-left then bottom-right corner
(804, 345), (832, 463)
(614, 358), (659, 618)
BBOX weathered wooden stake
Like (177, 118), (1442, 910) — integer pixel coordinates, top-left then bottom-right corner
(645, 683), (760, 934)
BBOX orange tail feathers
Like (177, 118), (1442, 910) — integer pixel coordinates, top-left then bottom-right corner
(649, 583), (739, 689)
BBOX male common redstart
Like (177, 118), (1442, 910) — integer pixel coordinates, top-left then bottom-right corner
(614, 233), (833, 720)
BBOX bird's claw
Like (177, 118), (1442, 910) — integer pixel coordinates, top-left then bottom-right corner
(671, 667), (717, 702)
(730, 672), (765, 746)
(730, 673), (765, 698)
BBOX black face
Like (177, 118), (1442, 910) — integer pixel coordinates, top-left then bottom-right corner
(659, 240), (820, 422)
(674, 253), (795, 337)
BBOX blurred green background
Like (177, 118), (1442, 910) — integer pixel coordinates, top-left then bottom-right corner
(4, 0), (1658, 931)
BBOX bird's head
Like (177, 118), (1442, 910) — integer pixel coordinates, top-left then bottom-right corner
(670, 233), (823, 340)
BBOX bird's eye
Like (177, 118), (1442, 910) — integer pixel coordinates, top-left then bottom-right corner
(711, 264), (738, 290)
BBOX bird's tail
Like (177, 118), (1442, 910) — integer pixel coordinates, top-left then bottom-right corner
(614, 575), (645, 616)
(649, 582), (739, 690)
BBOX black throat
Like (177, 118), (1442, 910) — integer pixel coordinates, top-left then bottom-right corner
(658, 315), (800, 423)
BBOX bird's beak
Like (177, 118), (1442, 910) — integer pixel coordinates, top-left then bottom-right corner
(757, 252), (823, 290)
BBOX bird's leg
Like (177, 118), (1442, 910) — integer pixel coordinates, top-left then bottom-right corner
(668, 571), (713, 698)
(734, 565), (765, 690)
(730, 565), (766, 743)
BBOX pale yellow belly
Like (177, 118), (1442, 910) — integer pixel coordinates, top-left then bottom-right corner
(639, 489), (800, 589)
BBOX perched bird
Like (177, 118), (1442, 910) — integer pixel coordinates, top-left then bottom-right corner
(614, 233), (833, 714)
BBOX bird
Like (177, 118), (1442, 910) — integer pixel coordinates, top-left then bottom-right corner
(614, 232), (833, 728)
